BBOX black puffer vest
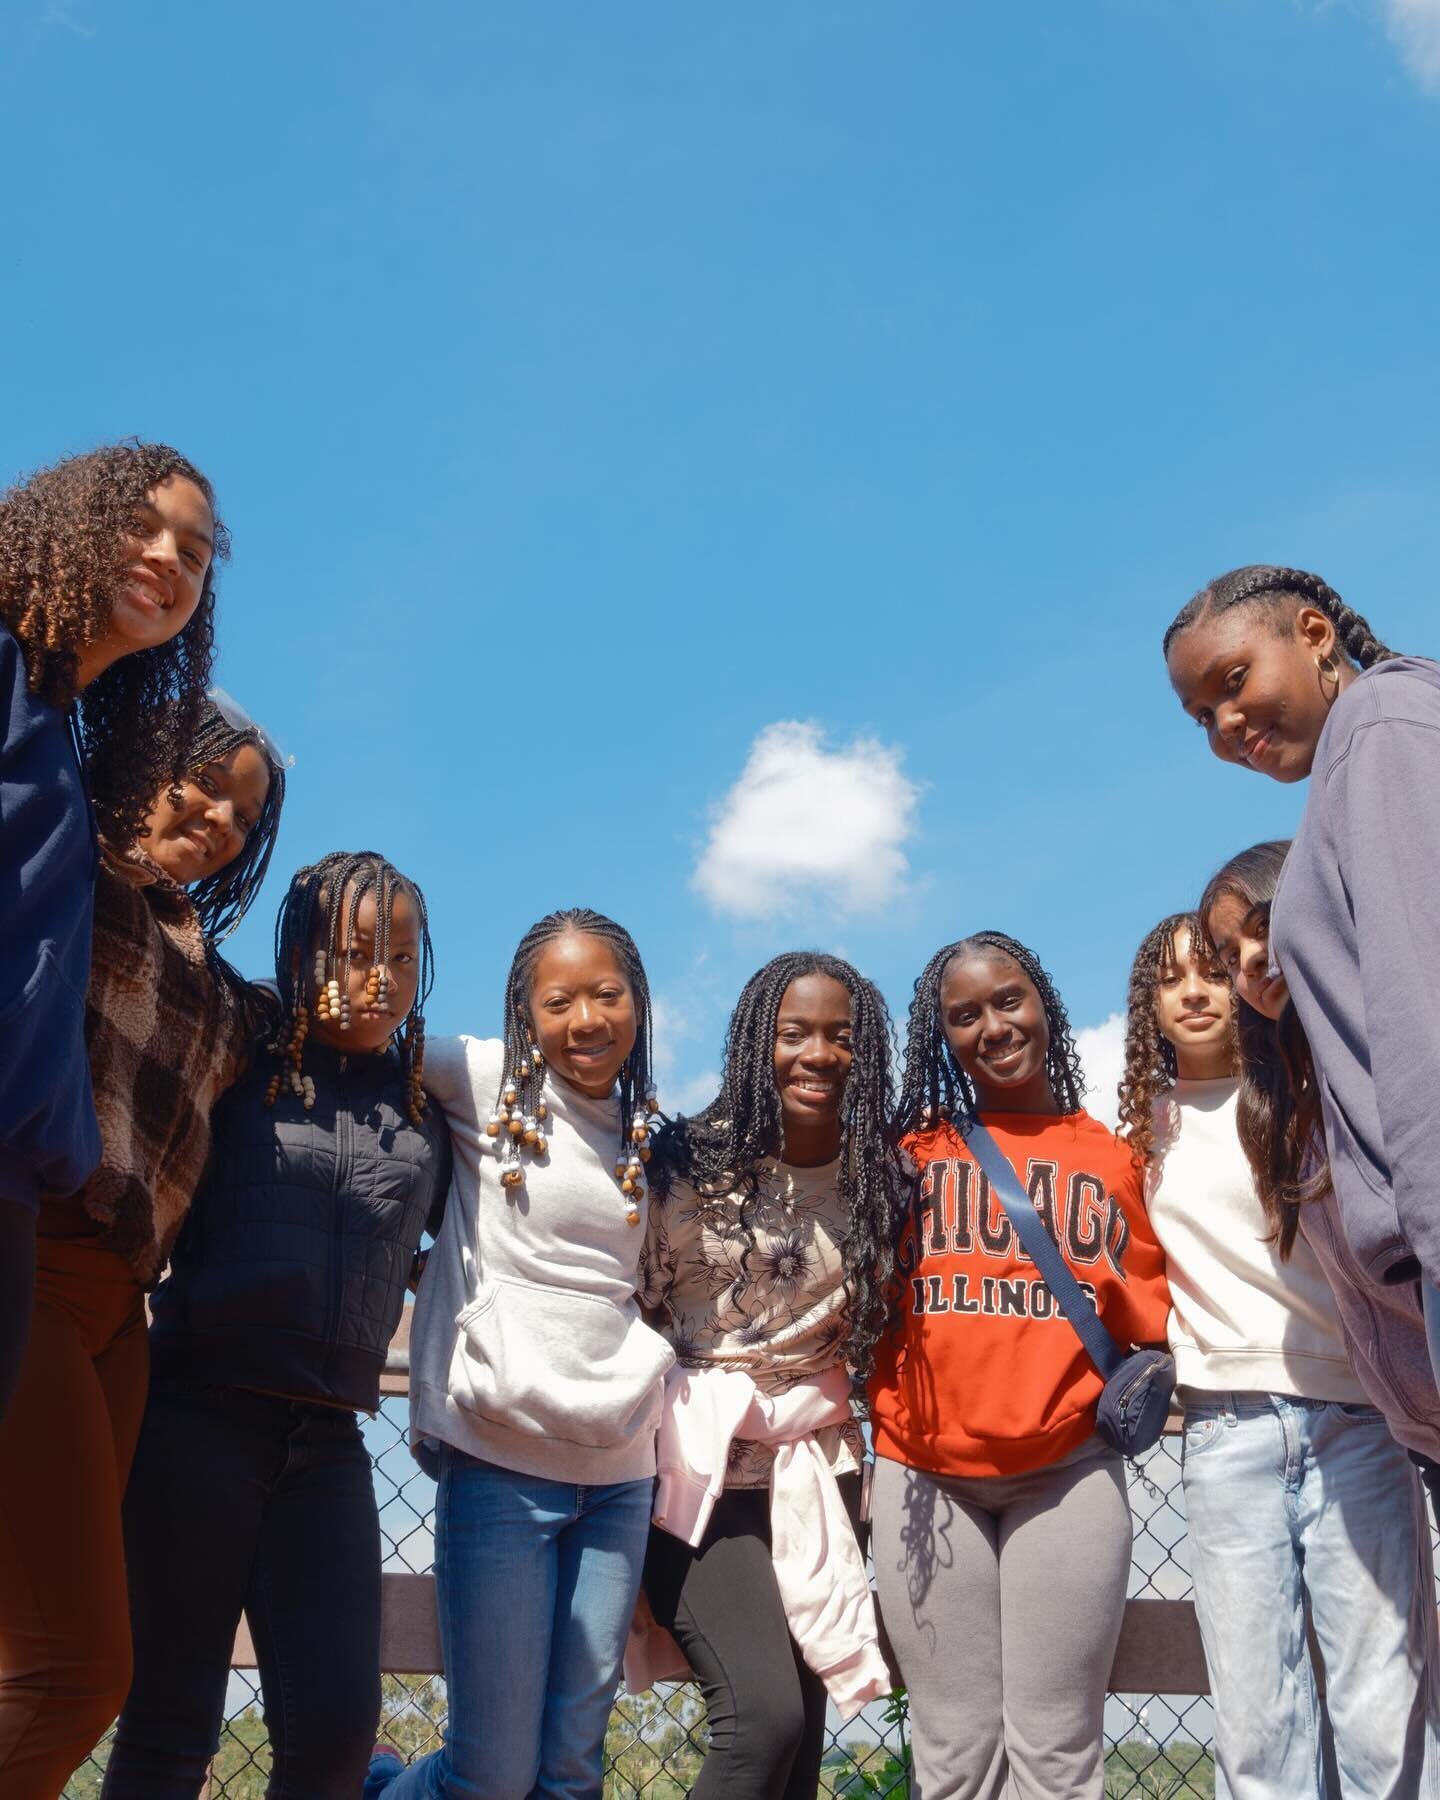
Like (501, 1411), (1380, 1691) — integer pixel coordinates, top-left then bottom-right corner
(149, 1040), (451, 1412)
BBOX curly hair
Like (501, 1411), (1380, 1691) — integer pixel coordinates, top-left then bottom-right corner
(1163, 564), (1397, 670)
(143, 694), (287, 942)
(896, 930), (1087, 1134)
(0, 440), (228, 847)
(649, 951), (909, 1381)
(1196, 840), (1326, 1258)
(1116, 912), (1216, 1166)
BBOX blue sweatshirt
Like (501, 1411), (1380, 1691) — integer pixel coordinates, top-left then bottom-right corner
(1272, 654), (1440, 1290)
(0, 621), (101, 1210)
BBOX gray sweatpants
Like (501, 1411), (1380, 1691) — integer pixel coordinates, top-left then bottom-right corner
(871, 1440), (1130, 1800)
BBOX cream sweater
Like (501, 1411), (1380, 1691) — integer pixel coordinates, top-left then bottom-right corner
(1146, 1078), (1366, 1403)
(410, 1035), (674, 1485)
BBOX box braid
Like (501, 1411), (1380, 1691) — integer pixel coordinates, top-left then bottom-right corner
(267, 850), (435, 1124)
(649, 952), (909, 1379)
(157, 695), (287, 942)
(897, 930), (1087, 1135)
(1117, 912), (1223, 1167)
(487, 908), (656, 1218)
(1163, 565), (1397, 670)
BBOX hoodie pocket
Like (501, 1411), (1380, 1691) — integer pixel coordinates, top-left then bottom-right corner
(449, 1276), (675, 1449)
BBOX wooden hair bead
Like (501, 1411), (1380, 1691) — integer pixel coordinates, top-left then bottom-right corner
(626, 1206), (641, 1226)
(500, 1165), (524, 1190)
(507, 1114), (524, 1136)
(485, 1113), (502, 1139)
(522, 1117), (539, 1145)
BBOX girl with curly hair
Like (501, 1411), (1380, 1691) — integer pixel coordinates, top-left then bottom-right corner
(367, 910), (674, 1800)
(868, 931), (1169, 1800)
(633, 953), (902, 1799)
(1120, 904), (1431, 1797)
(0, 690), (286, 1796)
(0, 441), (224, 1429)
(1164, 565), (1440, 1357)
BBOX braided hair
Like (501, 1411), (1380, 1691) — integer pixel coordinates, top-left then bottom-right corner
(0, 440), (227, 849)
(142, 695), (288, 942)
(268, 851), (435, 1126)
(1117, 912), (1232, 1166)
(1163, 565), (1397, 670)
(491, 908), (655, 1204)
(896, 931), (1087, 1135)
(1195, 841), (1324, 1258)
(650, 952), (908, 1380)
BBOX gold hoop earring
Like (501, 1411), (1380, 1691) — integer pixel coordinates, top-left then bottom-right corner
(1316, 652), (1340, 704)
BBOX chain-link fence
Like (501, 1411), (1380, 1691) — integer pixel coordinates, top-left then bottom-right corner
(74, 1405), (1431, 1797)
(64, 1411), (1226, 1798)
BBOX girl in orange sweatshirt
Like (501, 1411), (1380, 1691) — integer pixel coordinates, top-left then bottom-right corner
(869, 930), (1169, 1800)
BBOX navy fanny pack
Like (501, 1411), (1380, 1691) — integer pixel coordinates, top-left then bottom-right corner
(966, 1123), (1174, 1459)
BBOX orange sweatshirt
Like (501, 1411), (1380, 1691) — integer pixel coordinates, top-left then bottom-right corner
(869, 1110), (1170, 1479)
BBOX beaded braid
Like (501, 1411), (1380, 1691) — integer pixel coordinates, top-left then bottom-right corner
(649, 951), (909, 1380)
(265, 849), (435, 1126)
(1163, 565), (1397, 669)
(1116, 912), (1225, 1167)
(485, 908), (657, 1223)
(896, 930), (1087, 1136)
(159, 696), (287, 942)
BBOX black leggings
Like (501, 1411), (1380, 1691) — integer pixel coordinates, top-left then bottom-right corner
(0, 1199), (36, 1427)
(103, 1384), (381, 1800)
(642, 1472), (864, 1800)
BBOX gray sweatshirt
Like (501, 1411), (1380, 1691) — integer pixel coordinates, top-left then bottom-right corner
(409, 1035), (674, 1486)
(1272, 655), (1440, 1290)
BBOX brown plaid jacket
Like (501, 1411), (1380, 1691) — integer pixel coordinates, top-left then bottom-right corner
(74, 846), (271, 1284)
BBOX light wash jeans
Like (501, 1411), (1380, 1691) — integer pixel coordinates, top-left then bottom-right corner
(363, 1447), (652, 1800)
(1181, 1390), (1440, 1800)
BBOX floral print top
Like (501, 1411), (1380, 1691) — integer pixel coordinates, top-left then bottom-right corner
(638, 1155), (864, 1489)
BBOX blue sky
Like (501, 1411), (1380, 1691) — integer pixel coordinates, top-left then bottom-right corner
(4, 0), (1438, 1114)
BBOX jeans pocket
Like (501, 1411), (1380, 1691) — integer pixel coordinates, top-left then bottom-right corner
(1328, 1400), (1385, 1423)
(1181, 1413), (1224, 1464)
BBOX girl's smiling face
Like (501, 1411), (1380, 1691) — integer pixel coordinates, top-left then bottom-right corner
(1153, 925), (1234, 1078)
(141, 742), (271, 886)
(940, 950), (1056, 1115)
(1166, 602), (1352, 784)
(528, 930), (638, 1097)
(309, 883), (423, 1053)
(1203, 891), (1288, 1022)
(77, 475), (215, 686)
(772, 972), (853, 1163)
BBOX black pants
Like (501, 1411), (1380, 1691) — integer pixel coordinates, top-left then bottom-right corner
(642, 1471), (864, 1800)
(103, 1384), (381, 1800)
(0, 1198), (35, 1426)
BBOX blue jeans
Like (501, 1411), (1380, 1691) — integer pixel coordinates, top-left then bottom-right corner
(365, 1448), (652, 1800)
(1181, 1390), (1440, 1800)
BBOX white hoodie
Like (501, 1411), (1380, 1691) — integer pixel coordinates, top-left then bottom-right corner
(410, 1035), (674, 1486)
(1146, 1078), (1366, 1403)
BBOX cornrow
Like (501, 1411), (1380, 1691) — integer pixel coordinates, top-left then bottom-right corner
(1117, 912), (1221, 1167)
(649, 952), (909, 1380)
(485, 908), (656, 1222)
(896, 930), (1087, 1135)
(1164, 565), (1397, 670)
(266, 850), (435, 1126)
(152, 696), (287, 942)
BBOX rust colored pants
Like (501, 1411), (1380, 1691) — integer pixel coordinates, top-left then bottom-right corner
(0, 1232), (148, 1798)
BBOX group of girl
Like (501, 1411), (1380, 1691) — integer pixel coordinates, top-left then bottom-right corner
(1, 441), (1438, 1800)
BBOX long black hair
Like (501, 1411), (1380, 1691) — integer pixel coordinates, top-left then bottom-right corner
(151, 694), (287, 942)
(1196, 840), (1324, 1257)
(650, 951), (908, 1380)
(267, 850), (435, 1125)
(896, 930), (1086, 1134)
(1164, 565), (1397, 669)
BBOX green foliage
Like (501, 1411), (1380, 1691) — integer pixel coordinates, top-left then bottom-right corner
(1104, 1739), (1216, 1799)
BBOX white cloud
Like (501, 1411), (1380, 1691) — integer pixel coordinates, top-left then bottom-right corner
(649, 992), (721, 1116)
(1075, 1012), (1126, 1129)
(693, 721), (920, 921)
(1382, 0), (1440, 91)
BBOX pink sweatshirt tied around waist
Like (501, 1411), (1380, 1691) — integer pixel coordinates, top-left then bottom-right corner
(625, 1362), (891, 1720)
